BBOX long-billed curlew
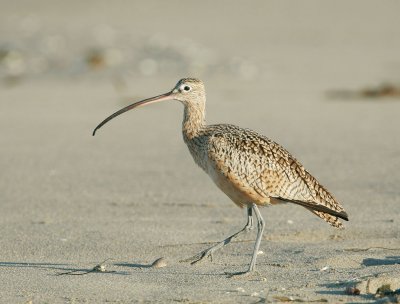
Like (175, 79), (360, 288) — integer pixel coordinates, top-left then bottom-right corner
(93, 78), (348, 276)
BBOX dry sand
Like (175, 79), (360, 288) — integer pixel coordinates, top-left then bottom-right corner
(0, 1), (399, 303)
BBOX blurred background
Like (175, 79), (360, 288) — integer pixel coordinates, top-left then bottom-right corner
(1, 0), (399, 89)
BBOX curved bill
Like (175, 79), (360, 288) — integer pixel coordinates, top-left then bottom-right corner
(93, 92), (174, 136)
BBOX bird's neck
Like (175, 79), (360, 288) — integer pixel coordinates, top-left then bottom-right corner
(182, 103), (206, 139)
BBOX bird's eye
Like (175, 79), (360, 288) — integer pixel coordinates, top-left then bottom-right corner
(183, 85), (191, 92)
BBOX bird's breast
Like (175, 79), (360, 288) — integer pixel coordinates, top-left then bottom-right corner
(183, 128), (274, 208)
(205, 158), (271, 208)
(183, 133), (210, 172)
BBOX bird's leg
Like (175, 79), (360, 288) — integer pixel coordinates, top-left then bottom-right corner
(182, 207), (254, 264)
(245, 206), (254, 231)
(227, 204), (265, 277)
(247, 204), (265, 272)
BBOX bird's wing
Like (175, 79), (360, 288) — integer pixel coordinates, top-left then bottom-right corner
(207, 126), (348, 223)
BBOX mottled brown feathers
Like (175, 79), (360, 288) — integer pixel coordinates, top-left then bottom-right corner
(184, 124), (348, 228)
(177, 78), (348, 229)
(179, 78), (203, 84)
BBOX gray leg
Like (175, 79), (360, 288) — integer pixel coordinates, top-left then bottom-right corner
(228, 204), (265, 277)
(247, 204), (265, 272)
(183, 207), (254, 264)
(245, 206), (254, 231)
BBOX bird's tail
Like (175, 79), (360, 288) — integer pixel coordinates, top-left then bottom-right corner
(306, 209), (344, 229)
(289, 199), (349, 221)
(277, 198), (348, 229)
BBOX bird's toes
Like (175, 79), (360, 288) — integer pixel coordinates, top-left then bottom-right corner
(180, 251), (208, 264)
(190, 251), (212, 265)
(179, 255), (197, 263)
(190, 258), (202, 265)
(245, 226), (254, 232)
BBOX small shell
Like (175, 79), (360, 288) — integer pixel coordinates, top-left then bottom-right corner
(94, 264), (107, 272)
(151, 257), (167, 268)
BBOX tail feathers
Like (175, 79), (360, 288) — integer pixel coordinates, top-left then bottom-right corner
(290, 199), (349, 221)
(276, 197), (348, 228)
(278, 197), (349, 221)
(307, 209), (344, 229)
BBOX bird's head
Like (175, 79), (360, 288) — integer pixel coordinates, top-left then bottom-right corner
(92, 78), (206, 136)
(171, 78), (206, 106)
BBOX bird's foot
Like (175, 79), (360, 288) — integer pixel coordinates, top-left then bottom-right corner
(190, 249), (214, 265)
(245, 224), (254, 232)
(181, 246), (219, 265)
(180, 249), (214, 264)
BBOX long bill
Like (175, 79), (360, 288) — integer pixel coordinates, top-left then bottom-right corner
(92, 92), (174, 136)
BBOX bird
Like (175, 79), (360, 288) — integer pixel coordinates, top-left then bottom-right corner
(93, 78), (349, 276)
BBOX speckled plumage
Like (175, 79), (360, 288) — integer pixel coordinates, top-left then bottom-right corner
(179, 79), (348, 228)
(93, 77), (348, 275)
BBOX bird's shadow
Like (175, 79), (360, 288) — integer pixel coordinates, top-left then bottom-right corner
(0, 261), (129, 276)
(362, 256), (400, 267)
(0, 260), (241, 277)
(0, 261), (70, 271)
(114, 262), (152, 268)
(114, 262), (235, 277)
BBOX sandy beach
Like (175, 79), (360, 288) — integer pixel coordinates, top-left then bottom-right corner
(0, 1), (399, 303)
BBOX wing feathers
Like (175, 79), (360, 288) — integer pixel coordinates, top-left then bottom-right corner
(205, 125), (348, 227)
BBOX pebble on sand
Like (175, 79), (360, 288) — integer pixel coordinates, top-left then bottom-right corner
(151, 257), (167, 268)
